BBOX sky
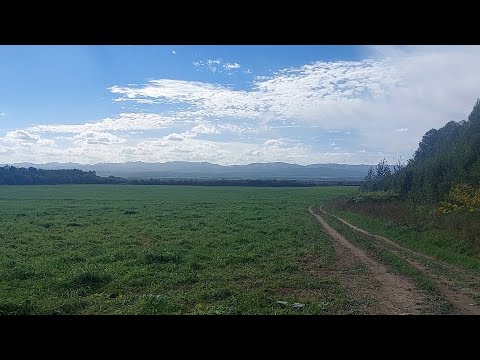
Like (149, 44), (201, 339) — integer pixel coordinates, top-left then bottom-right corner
(0, 45), (479, 165)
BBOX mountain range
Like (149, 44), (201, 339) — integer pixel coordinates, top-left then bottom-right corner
(6, 161), (378, 181)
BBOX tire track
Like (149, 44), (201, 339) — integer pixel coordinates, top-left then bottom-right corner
(308, 205), (425, 314)
(316, 205), (480, 315)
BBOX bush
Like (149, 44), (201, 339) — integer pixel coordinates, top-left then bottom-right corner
(437, 184), (480, 214)
(346, 190), (401, 204)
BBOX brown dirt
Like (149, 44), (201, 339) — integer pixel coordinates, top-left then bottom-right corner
(308, 205), (426, 314)
(318, 205), (480, 315)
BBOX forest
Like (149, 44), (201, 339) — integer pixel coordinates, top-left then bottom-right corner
(0, 165), (361, 187)
(0, 166), (125, 185)
(338, 99), (480, 250)
(361, 98), (480, 207)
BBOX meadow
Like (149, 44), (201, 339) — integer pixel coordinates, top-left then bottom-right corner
(0, 185), (356, 315)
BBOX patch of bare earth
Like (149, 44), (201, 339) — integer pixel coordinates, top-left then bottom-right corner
(321, 206), (480, 315)
(308, 205), (426, 315)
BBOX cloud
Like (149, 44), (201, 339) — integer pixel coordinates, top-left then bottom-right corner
(73, 131), (127, 145)
(0, 112), (6, 116)
(205, 59), (222, 73)
(164, 133), (186, 141)
(264, 139), (283, 146)
(109, 58), (403, 123)
(4, 45), (480, 165)
(191, 123), (219, 135)
(29, 113), (175, 133)
(192, 59), (242, 74)
(5, 130), (40, 143)
(217, 123), (250, 135)
(110, 45), (480, 161)
(0, 145), (12, 155)
(172, 50), (176, 55)
(223, 62), (241, 70)
(207, 59), (221, 65)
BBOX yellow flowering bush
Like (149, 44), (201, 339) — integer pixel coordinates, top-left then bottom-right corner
(437, 184), (480, 214)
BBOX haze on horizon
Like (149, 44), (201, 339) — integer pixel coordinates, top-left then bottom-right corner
(1, 45), (479, 166)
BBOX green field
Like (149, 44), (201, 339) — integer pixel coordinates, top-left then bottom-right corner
(0, 185), (356, 315)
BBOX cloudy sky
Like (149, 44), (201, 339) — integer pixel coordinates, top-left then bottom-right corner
(0, 45), (479, 165)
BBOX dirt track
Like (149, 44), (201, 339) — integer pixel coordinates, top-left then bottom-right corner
(309, 205), (480, 315)
(308, 205), (425, 314)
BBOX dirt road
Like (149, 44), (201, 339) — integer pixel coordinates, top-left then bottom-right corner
(309, 205), (480, 315)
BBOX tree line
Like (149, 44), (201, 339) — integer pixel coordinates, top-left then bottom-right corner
(0, 165), (362, 187)
(361, 98), (480, 203)
(0, 166), (126, 185)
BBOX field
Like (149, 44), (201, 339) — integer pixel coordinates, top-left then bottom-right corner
(3, 185), (479, 315)
(0, 185), (356, 315)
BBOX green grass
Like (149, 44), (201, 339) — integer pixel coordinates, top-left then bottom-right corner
(322, 212), (453, 314)
(324, 203), (480, 274)
(0, 185), (357, 315)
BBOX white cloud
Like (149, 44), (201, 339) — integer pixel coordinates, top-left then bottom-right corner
(4, 45), (480, 166)
(164, 133), (186, 141)
(207, 59), (221, 65)
(109, 45), (480, 160)
(192, 59), (242, 74)
(223, 62), (241, 70)
(73, 131), (127, 145)
(172, 50), (176, 55)
(217, 123), (249, 134)
(264, 139), (283, 146)
(0, 145), (12, 154)
(29, 113), (175, 133)
(0, 112), (6, 116)
(205, 59), (222, 73)
(5, 130), (40, 143)
(191, 123), (219, 135)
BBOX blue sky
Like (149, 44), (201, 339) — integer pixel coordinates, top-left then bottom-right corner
(1, 45), (479, 165)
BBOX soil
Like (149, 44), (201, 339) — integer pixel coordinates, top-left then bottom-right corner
(308, 205), (425, 314)
(316, 205), (480, 315)
(309, 205), (480, 315)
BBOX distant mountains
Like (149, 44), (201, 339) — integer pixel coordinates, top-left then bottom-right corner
(7, 161), (378, 181)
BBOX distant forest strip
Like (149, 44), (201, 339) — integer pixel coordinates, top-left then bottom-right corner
(0, 165), (361, 187)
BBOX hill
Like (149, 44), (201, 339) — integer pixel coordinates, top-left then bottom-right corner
(7, 161), (379, 181)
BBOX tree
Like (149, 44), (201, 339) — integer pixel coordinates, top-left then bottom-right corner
(375, 158), (391, 182)
(366, 98), (480, 202)
(361, 166), (375, 191)
(468, 98), (480, 124)
(393, 157), (405, 173)
(414, 129), (439, 161)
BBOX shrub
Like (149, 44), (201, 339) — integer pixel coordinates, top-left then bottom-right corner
(346, 190), (401, 204)
(437, 184), (480, 214)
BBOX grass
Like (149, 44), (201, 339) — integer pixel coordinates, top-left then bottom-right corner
(322, 211), (453, 314)
(0, 184), (357, 315)
(325, 200), (480, 273)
